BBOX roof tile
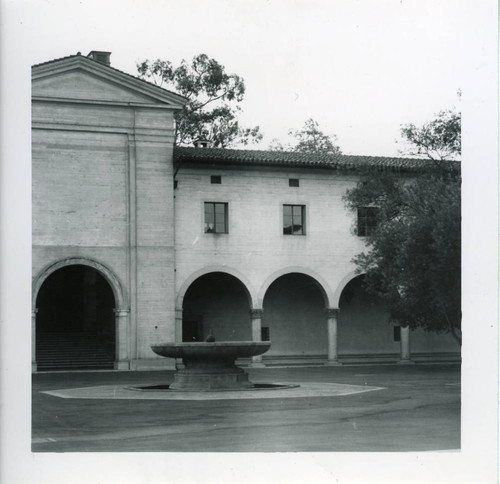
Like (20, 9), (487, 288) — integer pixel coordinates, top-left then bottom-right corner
(174, 147), (459, 172)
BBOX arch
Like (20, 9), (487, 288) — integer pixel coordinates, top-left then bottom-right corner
(32, 257), (126, 311)
(334, 271), (396, 357)
(331, 270), (366, 308)
(257, 266), (334, 308)
(176, 265), (258, 310)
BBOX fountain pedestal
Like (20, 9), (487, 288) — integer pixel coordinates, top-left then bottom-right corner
(151, 342), (271, 391)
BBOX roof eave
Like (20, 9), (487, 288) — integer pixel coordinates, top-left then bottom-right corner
(174, 156), (437, 173)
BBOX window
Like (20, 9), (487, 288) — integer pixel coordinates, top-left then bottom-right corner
(210, 175), (221, 184)
(283, 204), (305, 235)
(357, 207), (379, 237)
(393, 326), (401, 342)
(261, 327), (270, 341)
(289, 178), (299, 187)
(204, 202), (228, 233)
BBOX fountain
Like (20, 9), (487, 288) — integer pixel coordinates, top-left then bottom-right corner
(151, 339), (271, 391)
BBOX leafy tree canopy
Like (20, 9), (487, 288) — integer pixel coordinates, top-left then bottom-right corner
(344, 172), (461, 341)
(137, 54), (262, 148)
(344, 108), (461, 342)
(269, 118), (341, 154)
(399, 109), (461, 161)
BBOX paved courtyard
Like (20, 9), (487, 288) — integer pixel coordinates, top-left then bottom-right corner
(32, 363), (460, 452)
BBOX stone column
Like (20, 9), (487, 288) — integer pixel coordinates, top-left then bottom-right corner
(174, 308), (184, 369)
(249, 309), (265, 367)
(114, 309), (130, 370)
(398, 325), (415, 364)
(175, 308), (183, 343)
(32, 309), (38, 372)
(325, 308), (342, 366)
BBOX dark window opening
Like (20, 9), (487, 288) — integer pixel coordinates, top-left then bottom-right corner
(211, 175), (221, 184)
(204, 202), (228, 233)
(283, 204), (305, 235)
(393, 326), (401, 342)
(261, 327), (270, 341)
(289, 178), (299, 187)
(357, 207), (379, 237)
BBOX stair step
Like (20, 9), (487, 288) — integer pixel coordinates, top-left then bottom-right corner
(36, 332), (115, 371)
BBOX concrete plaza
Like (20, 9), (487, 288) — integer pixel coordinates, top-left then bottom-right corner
(32, 363), (460, 452)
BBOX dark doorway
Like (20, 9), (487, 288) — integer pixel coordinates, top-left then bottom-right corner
(35, 265), (116, 370)
(182, 272), (251, 341)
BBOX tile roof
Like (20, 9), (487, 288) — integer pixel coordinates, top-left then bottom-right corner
(32, 53), (80, 68)
(32, 53), (186, 104)
(174, 147), (460, 173)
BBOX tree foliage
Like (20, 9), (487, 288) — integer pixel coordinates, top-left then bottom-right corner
(137, 54), (262, 148)
(399, 109), (461, 161)
(344, 173), (461, 341)
(344, 109), (461, 342)
(269, 118), (341, 154)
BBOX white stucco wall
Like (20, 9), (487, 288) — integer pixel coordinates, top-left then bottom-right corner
(174, 164), (365, 308)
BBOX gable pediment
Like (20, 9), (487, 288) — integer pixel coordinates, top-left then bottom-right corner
(32, 56), (186, 108)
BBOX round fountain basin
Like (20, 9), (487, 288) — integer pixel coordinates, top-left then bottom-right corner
(151, 342), (270, 361)
(151, 342), (271, 391)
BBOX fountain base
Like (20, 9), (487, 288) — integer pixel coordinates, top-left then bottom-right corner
(170, 366), (253, 391)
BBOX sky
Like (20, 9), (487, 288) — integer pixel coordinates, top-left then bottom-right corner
(5, 0), (476, 156)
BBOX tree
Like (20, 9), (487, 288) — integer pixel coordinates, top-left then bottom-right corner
(137, 54), (262, 148)
(269, 118), (341, 154)
(343, 109), (461, 342)
(399, 109), (461, 162)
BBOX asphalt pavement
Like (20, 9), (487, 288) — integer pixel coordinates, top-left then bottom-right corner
(32, 363), (460, 452)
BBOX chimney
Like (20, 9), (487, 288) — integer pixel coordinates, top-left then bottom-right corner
(87, 51), (111, 66)
(193, 139), (212, 148)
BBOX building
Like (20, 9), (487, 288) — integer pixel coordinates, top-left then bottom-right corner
(31, 52), (460, 372)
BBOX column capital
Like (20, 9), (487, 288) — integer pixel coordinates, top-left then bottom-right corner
(250, 309), (264, 319)
(326, 308), (340, 318)
(114, 308), (130, 317)
(32, 308), (39, 316)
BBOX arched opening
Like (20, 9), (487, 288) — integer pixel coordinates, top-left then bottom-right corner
(338, 274), (397, 356)
(182, 272), (252, 341)
(35, 265), (116, 370)
(262, 273), (327, 356)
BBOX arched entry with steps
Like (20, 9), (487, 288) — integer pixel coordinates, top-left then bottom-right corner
(33, 260), (127, 371)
